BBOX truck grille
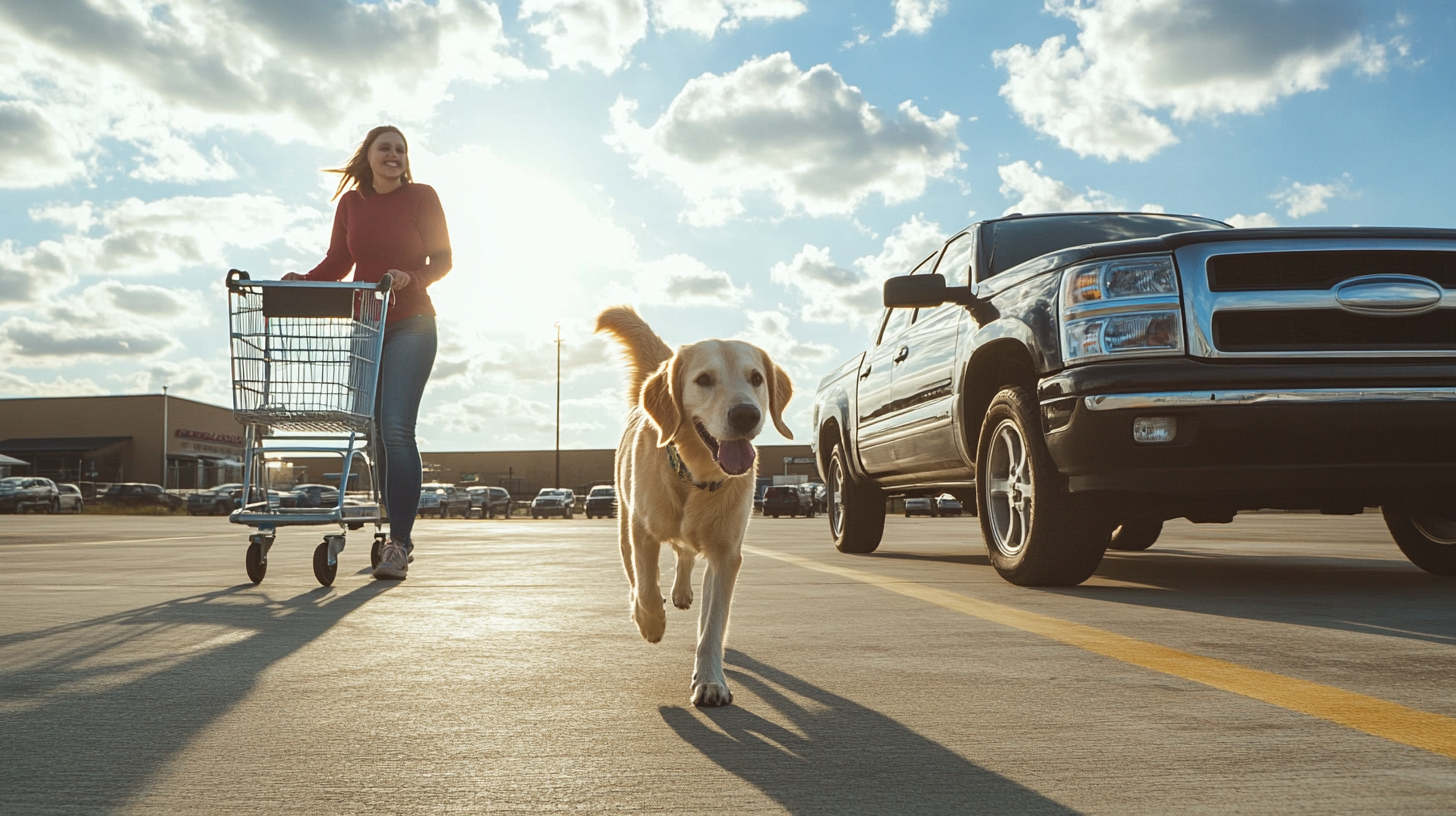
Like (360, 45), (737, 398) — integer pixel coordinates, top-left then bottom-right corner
(1214, 310), (1456, 352)
(1177, 239), (1456, 359)
(1208, 250), (1456, 291)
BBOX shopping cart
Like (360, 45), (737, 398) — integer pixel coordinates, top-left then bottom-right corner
(224, 269), (394, 586)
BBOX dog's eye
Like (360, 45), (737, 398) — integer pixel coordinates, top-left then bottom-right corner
(750, 371), (764, 387)
(695, 373), (713, 387)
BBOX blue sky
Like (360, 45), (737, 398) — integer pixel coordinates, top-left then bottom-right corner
(1, 0), (1451, 451)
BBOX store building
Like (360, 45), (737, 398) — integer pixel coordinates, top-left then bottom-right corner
(0, 394), (245, 488)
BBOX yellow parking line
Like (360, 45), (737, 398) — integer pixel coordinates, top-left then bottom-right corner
(746, 545), (1456, 761)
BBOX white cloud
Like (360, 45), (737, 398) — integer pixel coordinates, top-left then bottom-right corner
(425, 387), (621, 447)
(994, 0), (1392, 161)
(886, 0), (948, 37)
(771, 215), (946, 327)
(1225, 212), (1280, 228)
(608, 52), (963, 225)
(998, 160), (1135, 215)
(607, 254), (753, 307)
(107, 356), (231, 404)
(0, 369), (106, 397)
(0, 0), (533, 188)
(1272, 175), (1352, 219)
(522, 0), (648, 73)
(650, 0), (807, 37)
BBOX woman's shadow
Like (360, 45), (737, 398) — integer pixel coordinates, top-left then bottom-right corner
(661, 650), (1078, 815)
(0, 580), (392, 815)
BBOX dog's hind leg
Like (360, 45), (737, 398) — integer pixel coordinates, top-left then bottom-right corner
(690, 550), (742, 707)
(618, 510), (635, 589)
(670, 543), (695, 610)
(629, 518), (668, 643)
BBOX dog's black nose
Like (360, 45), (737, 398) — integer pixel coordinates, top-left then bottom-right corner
(728, 403), (761, 433)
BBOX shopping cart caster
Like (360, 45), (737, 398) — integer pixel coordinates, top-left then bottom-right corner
(370, 533), (386, 569)
(314, 535), (346, 586)
(245, 534), (273, 584)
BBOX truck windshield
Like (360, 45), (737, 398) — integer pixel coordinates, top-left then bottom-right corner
(987, 213), (1228, 278)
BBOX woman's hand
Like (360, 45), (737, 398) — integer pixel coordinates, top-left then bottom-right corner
(282, 272), (305, 281)
(386, 269), (413, 291)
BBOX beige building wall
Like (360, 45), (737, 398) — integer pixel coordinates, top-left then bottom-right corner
(0, 395), (244, 485)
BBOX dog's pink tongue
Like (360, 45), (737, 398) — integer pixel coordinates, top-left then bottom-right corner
(716, 438), (756, 475)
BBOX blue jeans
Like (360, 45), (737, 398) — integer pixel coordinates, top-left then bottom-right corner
(373, 315), (436, 547)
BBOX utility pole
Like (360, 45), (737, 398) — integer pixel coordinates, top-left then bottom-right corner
(161, 385), (169, 489)
(554, 321), (562, 489)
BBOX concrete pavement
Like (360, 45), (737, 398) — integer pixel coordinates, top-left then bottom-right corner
(2, 511), (1454, 814)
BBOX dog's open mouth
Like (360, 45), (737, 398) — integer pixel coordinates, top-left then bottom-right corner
(695, 420), (756, 476)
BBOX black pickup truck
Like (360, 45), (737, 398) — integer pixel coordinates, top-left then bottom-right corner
(811, 212), (1456, 586)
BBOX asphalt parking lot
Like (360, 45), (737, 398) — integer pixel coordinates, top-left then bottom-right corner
(2, 511), (1454, 814)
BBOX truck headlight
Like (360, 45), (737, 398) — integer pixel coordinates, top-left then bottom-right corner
(1060, 255), (1184, 364)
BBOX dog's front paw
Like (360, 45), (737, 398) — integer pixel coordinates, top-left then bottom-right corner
(632, 596), (666, 643)
(671, 584), (693, 610)
(690, 681), (733, 707)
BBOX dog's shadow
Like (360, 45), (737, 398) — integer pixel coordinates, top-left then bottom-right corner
(660, 650), (1077, 815)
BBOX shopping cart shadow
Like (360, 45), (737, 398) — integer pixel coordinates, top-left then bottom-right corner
(0, 581), (392, 814)
(660, 650), (1077, 815)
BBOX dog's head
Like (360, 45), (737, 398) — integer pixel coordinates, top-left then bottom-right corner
(639, 339), (792, 480)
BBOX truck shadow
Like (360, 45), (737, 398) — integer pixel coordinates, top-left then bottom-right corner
(661, 650), (1079, 816)
(0, 581), (391, 814)
(1065, 546), (1456, 647)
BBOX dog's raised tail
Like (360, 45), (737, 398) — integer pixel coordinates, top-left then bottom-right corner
(595, 306), (674, 405)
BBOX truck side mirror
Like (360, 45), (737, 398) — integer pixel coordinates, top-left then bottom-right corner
(883, 273), (976, 308)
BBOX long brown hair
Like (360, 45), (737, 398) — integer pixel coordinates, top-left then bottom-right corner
(327, 125), (412, 199)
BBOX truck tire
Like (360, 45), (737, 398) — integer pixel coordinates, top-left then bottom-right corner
(828, 442), (885, 554)
(976, 387), (1107, 586)
(1107, 519), (1163, 552)
(1382, 506), (1456, 576)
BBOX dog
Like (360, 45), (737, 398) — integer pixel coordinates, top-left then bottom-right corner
(595, 306), (792, 707)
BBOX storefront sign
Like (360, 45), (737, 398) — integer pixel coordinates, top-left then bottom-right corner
(176, 429), (244, 446)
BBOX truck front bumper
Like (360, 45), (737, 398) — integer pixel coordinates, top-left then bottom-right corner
(1040, 361), (1456, 506)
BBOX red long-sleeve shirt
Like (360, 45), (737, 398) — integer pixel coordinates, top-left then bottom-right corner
(305, 183), (452, 323)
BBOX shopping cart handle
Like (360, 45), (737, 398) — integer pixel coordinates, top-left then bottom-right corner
(377, 273), (394, 292)
(226, 269), (251, 289)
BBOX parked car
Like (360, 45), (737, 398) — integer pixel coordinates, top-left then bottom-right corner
(227, 487), (291, 512)
(418, 483), (471, 518)
(806, 483), (828, 513)
(531, 488), (575, 519)
(473, 486), (513, 519)
(585, 485), (617, 519)
(100, 482), (185, 510)
(56, 483), (84, 513)
(934, 494), (964, 517)
(904, 497), (936, 518)
(762, 485), (815, 518)
(188, 482), (244, 515)
(813, 210), (1456, 585)
(289, 483), (341, 509)
(0, 476), (61, 513)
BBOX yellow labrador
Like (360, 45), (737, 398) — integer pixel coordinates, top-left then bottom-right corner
(595, 306), (792, 707)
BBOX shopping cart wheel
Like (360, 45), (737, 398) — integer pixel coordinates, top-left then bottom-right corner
(245, 538), (268, 584)
(313, 541), (337, 586)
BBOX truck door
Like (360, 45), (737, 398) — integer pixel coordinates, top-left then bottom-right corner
(885, 232), (976, 478)
(856, 304), (913, 475)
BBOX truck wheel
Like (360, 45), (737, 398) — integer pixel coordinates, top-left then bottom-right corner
(828, 442), (885, 554)
(1107, 519), (1163, 552)
(976, 387), (1107, 586)
(1383, 506), (1456, 576)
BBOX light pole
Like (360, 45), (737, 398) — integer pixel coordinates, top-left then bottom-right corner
(161, 385), (169, 489)
(554, 321), (562, 489)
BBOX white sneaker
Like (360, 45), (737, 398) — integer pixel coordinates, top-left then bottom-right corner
(373, 540), (409, 580)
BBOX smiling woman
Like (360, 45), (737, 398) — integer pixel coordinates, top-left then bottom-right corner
(282, 124), (453, 581)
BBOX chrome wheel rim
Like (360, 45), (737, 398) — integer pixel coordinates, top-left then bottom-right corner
(830, 457), (847, 539)
(985, 418), (1033, 557)
(1411, 512), (1456, 545)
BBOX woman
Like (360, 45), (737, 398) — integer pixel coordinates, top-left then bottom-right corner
(285, 125), (451, 580)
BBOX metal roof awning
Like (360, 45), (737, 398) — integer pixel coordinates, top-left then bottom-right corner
(0, 453), (28, 466)
(0, 437), (132, 454)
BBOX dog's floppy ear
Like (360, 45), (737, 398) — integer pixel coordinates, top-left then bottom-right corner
(762, 350), (794, 440)
(640, 354), (682, 447)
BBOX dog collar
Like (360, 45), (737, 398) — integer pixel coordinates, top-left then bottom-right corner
(666, 444), (722, 492)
